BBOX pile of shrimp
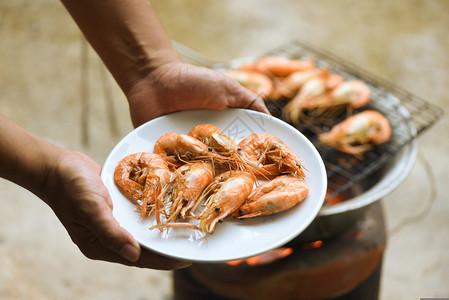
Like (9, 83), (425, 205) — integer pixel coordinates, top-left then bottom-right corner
(225, 56), (392, 155)
(225, 56), (371, 123)
(114, 124), (309, 234)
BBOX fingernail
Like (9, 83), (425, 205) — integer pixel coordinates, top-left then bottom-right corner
(120, 244), (140, 262)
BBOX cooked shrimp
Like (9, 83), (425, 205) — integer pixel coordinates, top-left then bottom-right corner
(318, 110), (392, 155)
(153, 132), (229, 169)
(114, 152), (170, 218)
(234, 175), (309, 219)
(195, 171), (255, 233)
(238, 133), (306, 178)
(328, 80), (370, 109)
(188, 124), (255, 173)
(271, 68), (330, 100)
(163, 162), (214, 222)
(188, 124), (238, 156)
(283, 73), (343, 123)
(299, 80), (371, 110)
(240, 56), (316, 77)
(225, 70), (274, 99)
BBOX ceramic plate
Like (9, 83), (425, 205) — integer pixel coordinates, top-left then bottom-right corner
(101, 109), (327, 263)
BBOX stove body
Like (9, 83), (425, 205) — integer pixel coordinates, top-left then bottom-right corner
(174, 201), (385, 300)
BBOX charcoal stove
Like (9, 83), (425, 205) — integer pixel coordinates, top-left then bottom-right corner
(172, 40), (443, 300)
(174, 201), (385, 300)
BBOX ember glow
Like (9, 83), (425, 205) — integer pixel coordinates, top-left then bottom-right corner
(301, 240), (324, 250)
(226, 247), (294, 267)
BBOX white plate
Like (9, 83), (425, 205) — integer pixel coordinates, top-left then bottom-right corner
(101, 109), (327, 263)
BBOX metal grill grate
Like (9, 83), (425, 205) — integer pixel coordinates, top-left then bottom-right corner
(250, 40), (443, 203)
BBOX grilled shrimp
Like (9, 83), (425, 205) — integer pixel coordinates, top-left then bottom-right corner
(163, 162), (214, 222)
(318, 110), (392, 155)
(188, 124), (238, 156)
(240, 56), (316, 77)
(225, 70), (274, 99)
(234, 175), (309, 219)
(195, 171), (255, 234)
(114, 152), (170, 218)
(188, 124), (255, 173)
(238, 133), (306, 178)
(283, 73), (343, 123)
(153, 132), (229, 169)
(271, 69), (330, 100)
(299, 80), (371, 110)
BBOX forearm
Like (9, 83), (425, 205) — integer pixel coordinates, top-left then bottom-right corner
(60, 0), (181, 94)
(0, 113), (58, 197)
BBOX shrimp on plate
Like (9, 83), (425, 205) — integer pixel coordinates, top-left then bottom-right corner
(225, 69), (274, 99)
(283, 73), (344, 123)
(318, 110), (392, 155)
(161, 162), (214, 223)
(150, 170), (255, 234)
(114, 152), (170, 219)
(238, 133), (307, 178)
(188, 124), (255, 173)
(188, 124), (238, 156)
(195, 171), (255, 233)
(234, 175), (309, 219)
(153, 132), (230, 169)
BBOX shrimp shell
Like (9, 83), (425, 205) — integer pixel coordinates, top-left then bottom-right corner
(238, 133), (307, 178)
(235, 175), (309, 219)
(153, 132), (230, 169)
(240, 56), (316, 77)
(113, 152), (170, 218)
(318, 110), (392, 155)
(196, 171), (255, 234)
(165, 162), (214, 222)
(188, 124), (238, 156)
(283, 73), (344, 124)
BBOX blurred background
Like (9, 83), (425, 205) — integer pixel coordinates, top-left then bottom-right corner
(0, 0), (447, 299)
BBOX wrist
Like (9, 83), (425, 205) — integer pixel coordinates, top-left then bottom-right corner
(0, 115), (63, 200)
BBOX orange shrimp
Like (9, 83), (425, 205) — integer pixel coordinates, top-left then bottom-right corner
(225, 70), (274, 99)
(163, 162), (214, 222)
(188, 124), (255, 173)
(234, 175), (309, 219)
(195, 171), (255, 233)
(240, 56), (316, 77)
(299, 80), (371, 110)
(188, 124), (238, 156)
(318, 110), (392, 155)
(238, 133), (307, 178)
(114, 152), (170, 218)
(271, 68), (330, 100)
(153, 132), (229, 169)
(283, 73), (343, 123)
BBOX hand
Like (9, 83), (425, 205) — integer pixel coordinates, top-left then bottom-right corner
(126, 62), (270, 127)
(40, 148), (188, 269)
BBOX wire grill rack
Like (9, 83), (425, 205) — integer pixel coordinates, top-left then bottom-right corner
(257, 40), (444, 202)
(175, 39), (444, 203)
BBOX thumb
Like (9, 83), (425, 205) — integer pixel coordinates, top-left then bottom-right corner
(85, 193), (141, 262)
(226, 79), (271, 114)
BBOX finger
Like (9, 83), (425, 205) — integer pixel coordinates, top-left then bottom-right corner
(225, 79), (270, 115)
(245, 94), (271, 115)
(77, 190), (143, 262)
(71, 225), (190, 269)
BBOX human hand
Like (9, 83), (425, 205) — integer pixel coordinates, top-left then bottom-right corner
(40, 148), (189, 269)
(125, 62), (270, 127)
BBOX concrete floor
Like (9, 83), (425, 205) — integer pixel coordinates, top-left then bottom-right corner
(0, 0), (448, 299)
